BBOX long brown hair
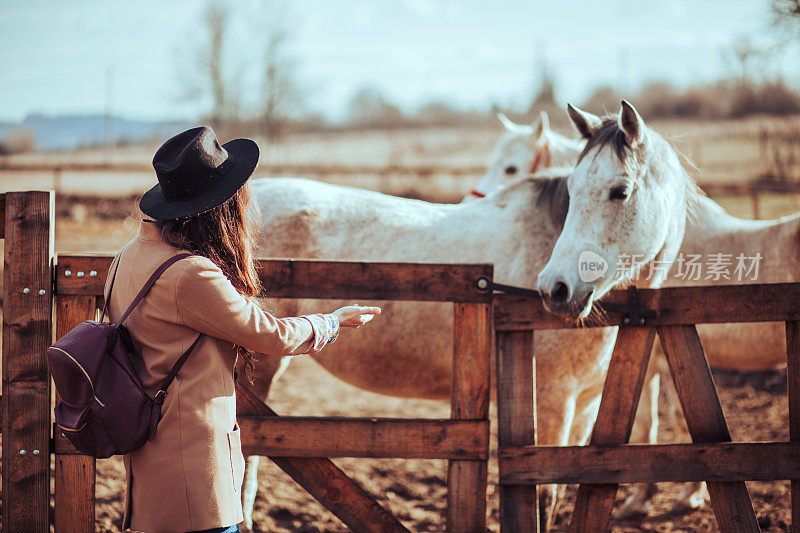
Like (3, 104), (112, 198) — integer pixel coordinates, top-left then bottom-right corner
(156, 183), (262, 376)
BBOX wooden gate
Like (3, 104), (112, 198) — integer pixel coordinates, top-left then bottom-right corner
(52, 253), (493, 532)
(494, 284), (800, 532)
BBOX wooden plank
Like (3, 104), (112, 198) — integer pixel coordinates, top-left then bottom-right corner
(659, 325), (760, 532)
(55, 255), (493, 303)
(569, 327), (655, 533)
(54, 254), (112, 296)
(2, 191), (54, 533)
(496, 330), (538, 532)
(500, 441), (800, 484)
(447, 302), (491, 532)
(787, 320), (800, 532)
(0, 192), (5, 238)
(236, 383), (409, 533)
(238, 416), (488, 459)
(494, 283), (800, 330)
(54, 295), (97, 533)
(0, 160), (488, 176)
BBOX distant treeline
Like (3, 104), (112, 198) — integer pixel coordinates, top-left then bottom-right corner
(580, 79), (800, 120)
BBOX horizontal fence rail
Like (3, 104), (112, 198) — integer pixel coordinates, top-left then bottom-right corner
(238, 416), (489, 459)
(495, 282), (800, 330)
(4, 161), (800, 193)
(56, 255), (493, 303)
(500, 441), (800, 485)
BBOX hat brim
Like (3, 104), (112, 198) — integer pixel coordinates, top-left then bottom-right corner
(139, 138), (259, 220)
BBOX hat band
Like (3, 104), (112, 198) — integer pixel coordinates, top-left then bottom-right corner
(162, 156), (236, 202)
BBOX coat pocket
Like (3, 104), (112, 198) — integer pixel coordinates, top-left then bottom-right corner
(227, 423), (245, 493)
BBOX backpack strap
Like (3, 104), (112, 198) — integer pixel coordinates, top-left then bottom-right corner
(153, 333), (203, 404)
(118, 252), (193, 324)
(100, 255), (121, 322)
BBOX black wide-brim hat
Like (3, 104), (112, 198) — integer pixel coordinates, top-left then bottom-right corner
(140, 126), (259, 220)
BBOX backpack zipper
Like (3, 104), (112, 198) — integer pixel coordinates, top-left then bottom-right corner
(50, 346), (106, 407)
(57, 421), (87, 432)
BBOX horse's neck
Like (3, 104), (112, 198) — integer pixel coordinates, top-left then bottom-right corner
(456, 179), (561, 284)
(678, 195), (800, 283)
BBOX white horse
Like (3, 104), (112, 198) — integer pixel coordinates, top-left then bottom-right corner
(465, 112), (584, 201)
(242, 174), (615, 531)
(539, 101), (746, 524)
(239, 111), (581, 530)
(479, 109), (800, 517)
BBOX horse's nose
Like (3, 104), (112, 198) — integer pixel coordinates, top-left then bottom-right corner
(548, 280), (571, 304)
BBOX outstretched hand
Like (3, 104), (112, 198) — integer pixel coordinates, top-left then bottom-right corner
(332, 305), (382, 328)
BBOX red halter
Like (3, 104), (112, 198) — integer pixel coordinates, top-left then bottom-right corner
(469, 189), (486, 198)
(530, 140), (551, 176)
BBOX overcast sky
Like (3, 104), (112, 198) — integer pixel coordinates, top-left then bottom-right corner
(1, 0), (796, 123)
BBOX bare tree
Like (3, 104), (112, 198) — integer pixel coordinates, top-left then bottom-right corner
(346, 87), (405, 128)
(772, 0), (800, 42)
(528, 63), (557, 115)
(177, 0), (240, 127)
(259, 3), (301, 141)
(731, 38), (762, 83)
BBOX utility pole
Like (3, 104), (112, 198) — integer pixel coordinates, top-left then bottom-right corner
(104, 65), (115, 161)
(617, 46), (630, 97)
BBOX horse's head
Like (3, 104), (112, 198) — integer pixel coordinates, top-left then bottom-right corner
(537, 101), (691, 319)
(468, 112), (577, 200)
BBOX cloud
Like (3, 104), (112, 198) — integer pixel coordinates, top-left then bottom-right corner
(402, 0), (436, 17)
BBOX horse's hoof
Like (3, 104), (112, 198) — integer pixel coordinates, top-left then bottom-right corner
(672, 491), (708, 513)
(615, 501), (651, 521)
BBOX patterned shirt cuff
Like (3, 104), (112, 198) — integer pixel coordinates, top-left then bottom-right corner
(324, 313), (340, 344)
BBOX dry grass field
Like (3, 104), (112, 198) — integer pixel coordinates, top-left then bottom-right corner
(2, 115), (800, 531)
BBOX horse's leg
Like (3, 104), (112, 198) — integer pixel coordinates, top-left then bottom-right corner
(616, 358), (661, 519)
(657, 355), (709, 513)
(536, 383), (578, 531)
(240, 355), (292, 533)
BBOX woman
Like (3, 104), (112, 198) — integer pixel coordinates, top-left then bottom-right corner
(105, 126), (380, 533)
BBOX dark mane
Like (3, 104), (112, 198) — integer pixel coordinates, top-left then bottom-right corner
(532, 175), (570, 229)
(577, 118), (631, 164)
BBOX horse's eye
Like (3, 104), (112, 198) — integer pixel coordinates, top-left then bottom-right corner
(609, 186), (628, 201)
(505, 165), (518, 175)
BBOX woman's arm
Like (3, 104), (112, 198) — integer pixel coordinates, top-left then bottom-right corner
(175, 258), (329, 355)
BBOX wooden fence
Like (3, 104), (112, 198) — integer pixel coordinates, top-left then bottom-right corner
(0, 190), (495, 532)
(494, 284), (800, 532)
(54, 256), (493, 532)
(5, 188), (800, 531)
(2, 161), (798, 218)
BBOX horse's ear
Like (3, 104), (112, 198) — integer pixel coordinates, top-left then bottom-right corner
(532, 111), (550, 139)
(618, 100), (645, 145)
(497, 112), (517, 131)
(567, 104), (602, 140)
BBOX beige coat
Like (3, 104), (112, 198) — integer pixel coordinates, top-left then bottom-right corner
(106, 222), (320, 532)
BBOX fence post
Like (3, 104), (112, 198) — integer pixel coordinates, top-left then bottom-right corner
(786, 320), (800, 532)
(447, 302), (491, 532)
(568, 326), (655, 532)
(2, 191), (54, 532)
(54, 293), (98, 532)
(659, 325), (759, 532)
(496, 329), (538, 532)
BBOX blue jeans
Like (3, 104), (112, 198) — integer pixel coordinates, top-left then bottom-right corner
(192, 526), (239, 533)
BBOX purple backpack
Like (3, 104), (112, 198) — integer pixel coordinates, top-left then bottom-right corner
(48, 253), (200, 458)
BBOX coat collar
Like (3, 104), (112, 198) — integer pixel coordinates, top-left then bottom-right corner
(137, 220), (165, 243)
